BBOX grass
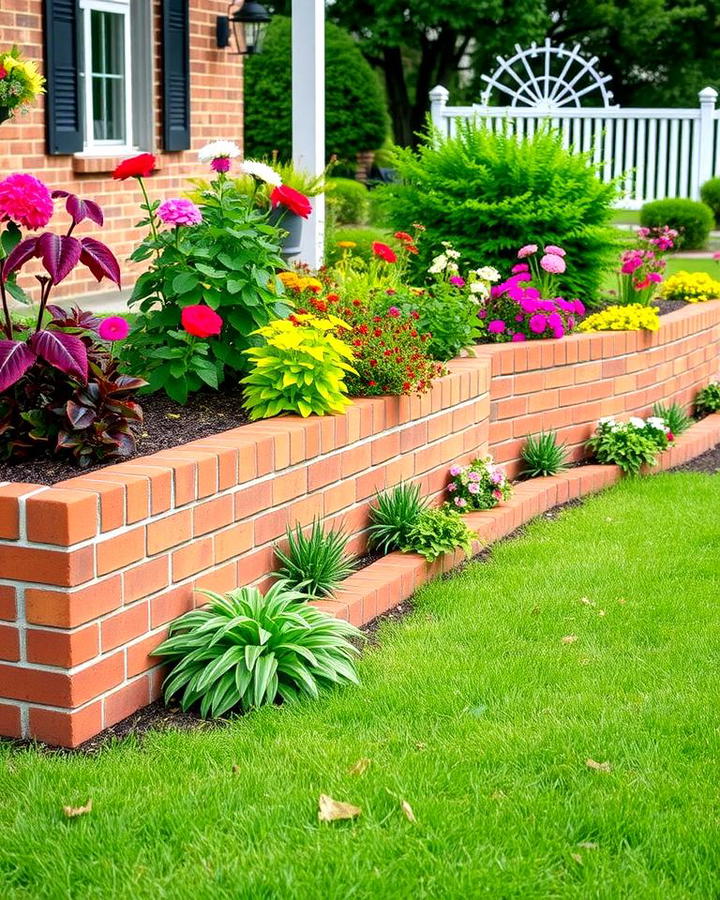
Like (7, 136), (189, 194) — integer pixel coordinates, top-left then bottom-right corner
(2, 473), (720, 897)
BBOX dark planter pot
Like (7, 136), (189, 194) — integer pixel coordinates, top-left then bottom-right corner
(269, 208), (304, 259)
(0, 107), (12, 125)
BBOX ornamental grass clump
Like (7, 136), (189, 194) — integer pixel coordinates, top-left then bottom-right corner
(273, 519), (355, 599)
(242, 314), (355, 419)
(578, 304), (660, 333)
(659, 271), (720, 303)
(447, 456), (512, 511)
(155, 582), (362, 716)
(586, 416), (674, 475)
(652, 401), (692, 436)
(695, 382), (720, 417)
(521, 431), (569, 478)
(402, 506), (476, 562)
(368, 482), (429, 555)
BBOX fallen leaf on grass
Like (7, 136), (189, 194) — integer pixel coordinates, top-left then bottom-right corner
(63, 799), (92, 818)
(580, 597), (594, 606)
(415, 742), (427, 751)
(598, 610), (606, 617)
(231, 764), (240, 774)
(578, 841), (599, 850)
(318, 794), (361, 822)
(401, 800), (416, 823)
(586, 758), (612, 773)
(561, 635), (578, 644)
(348, 757), (371, 776)
(571, 853), (584, 865)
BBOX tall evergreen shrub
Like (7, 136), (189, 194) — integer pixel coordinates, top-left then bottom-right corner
(379, 123), (619, 301)
(244, 17), (388, 163)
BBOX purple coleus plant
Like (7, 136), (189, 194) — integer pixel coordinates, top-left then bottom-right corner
(0, 188), (121, 393)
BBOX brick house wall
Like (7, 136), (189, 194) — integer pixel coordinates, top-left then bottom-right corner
(0, 0), (244, 301)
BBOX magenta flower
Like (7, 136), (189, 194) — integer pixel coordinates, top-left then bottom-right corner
(517, 244), (538, 258)
(478, 310), (487, 318)
(447, 482), (457, 492)
(515, 314), (524, 322)
(387, 306), (401, 318)
(491, 470), (504, 484)
(540, 253), (566, 275)
(511, 332), (526, 342)
(552, 326), (565, 339)
(449, 464), (462, 476)
(547, 312), (563, 330)
(648, 272), (663, 283)
(0, 173), (54, 230)
(212, 158), (232, 173)
(572, 299), (585, 315)
(449, 275), (465, 287)
(544, 244), (566, 257)
(157, 198), (203, 227)
(488, 319), (506, 334)
(520, 298), (539, 314)
(511, 263), (530, 274)
(454, 497), (468, 508)
(98, 316), (130, 342)
(529, 314), (548, 334)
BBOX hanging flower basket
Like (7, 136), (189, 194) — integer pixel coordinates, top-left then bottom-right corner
(269, 206), (304, 258)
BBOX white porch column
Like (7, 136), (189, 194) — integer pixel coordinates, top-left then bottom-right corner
(697, 86), (718, 197)
(292, 0), (325, 267)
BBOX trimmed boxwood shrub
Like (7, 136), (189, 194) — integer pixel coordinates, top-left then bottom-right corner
(326, 178), (370, 225)
(244, 17), (388, 163)
(700, 177), (720, 225)
(377, 123), (619, 302)
(640, 198), (714, 250)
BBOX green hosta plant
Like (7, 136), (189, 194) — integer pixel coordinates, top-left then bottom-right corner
(155, 582), (362, 717)
(586, 416), (673, 476)
(652, 401), (692, 436)
(521, 431), (570, 478)
(402, 506), (476, 562)
(242, 314), (356, 419)
(695, 382), (720, 417)
(274, 519), (355, 598)
(368, 481), (429, 554)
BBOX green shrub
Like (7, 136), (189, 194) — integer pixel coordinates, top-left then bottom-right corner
(377, 124), (619, 301)
(651, 401), (692, 435)
(695, 381), (720, 417)
(586, 417), (672, 475)
(155, 582), (361, 716)
(326, 178), (370, 226)
(700, 177), (720, 224)
(242, 314), (355, 419)
(403, 506), (476, 562)
(521, 431), (569, 478)
(639, 198), (714, 250)
(274, 519), (355, 599)
(368, 482), (429, 555)
(324, 226), (391, 267)
(244, 17), (388, 163)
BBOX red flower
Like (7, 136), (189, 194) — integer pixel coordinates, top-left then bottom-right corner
(394, 231), (413, 243)
(0, 65), (7, 80)
(327, 293), (339, 303)
(181, 304), (223, 338)
(112, 153), (157, 180)
(667, 432), (675, 442)
(270, 184), (312, 218)
(372, 241), (397, 263)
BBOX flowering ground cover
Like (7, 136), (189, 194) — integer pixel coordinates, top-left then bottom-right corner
(2, 473), (719, 896)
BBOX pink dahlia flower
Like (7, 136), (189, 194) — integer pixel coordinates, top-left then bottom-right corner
(488, 319), (506, 334)
(449, 275), (465, 287)
(511, 263), (530, 274)
(511, 332), (526, 342)
(572, 299), (585, 315)
(157, 198), (203, 227)
(529, 314), (548, 334)
(517, 244), (538, 259)
(544, 244), (566, 257)
(98, 316), (130, 342)
(0, 173), (54, 230)
(540, 253), (566, 274)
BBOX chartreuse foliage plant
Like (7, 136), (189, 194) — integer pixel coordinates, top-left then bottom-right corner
(242, 314), (355, 419)
(659, 270), (720, 303)
(586, 416), (674, 475)
(403, 506), (476, 562)
(379, 124), (618, 301)
(578, 304), (660, 333)
(521, 431), (570, 478)
(368, 481), (429, 555)
(652, 401), (692, 436)
(155, 582), (361, 716)
(274, 519), (355, 599)
(695, 381), (720, 416)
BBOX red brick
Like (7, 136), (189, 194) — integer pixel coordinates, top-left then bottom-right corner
(28, 703), (104, 748)
(0, 585), (15, 621)
(0, 702), (22, 739)
(0, 624), (20, 661)
(26, 489), (98, 545)
(147, 509), (193, 555)
(193, 494), (235, 536)
(104, 676), (151, 730)
(25, 576), (122, 628)
(172, 536), (214, 581)
(0, 545), (94, 587)
(83, 472), (149, 524)
(26, 622), (99, 667)
(96, 526), (146, 576)
(150, 585), (195, 628)
(0, 483), (38, 540)
(55, 478), (125, 532)
(214, 521), (254, 563)
(272, 469), (308, 505)
(307, 456), (342, 491)
(127, 630), (168, 678)
(102, 601), (149, 651)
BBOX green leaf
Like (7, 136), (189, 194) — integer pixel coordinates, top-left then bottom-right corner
(172, 272), (201, 294)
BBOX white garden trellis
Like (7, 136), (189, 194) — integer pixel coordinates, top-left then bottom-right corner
(430, 39), (719, 208)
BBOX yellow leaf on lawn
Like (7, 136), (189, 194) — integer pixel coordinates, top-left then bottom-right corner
(586, 758), (612, 773)
(348, 758), (371, 776)
(561, 635), (578, 644)
(401, 800), (416, 823)
(318, 794), (361, 823)
(63, 799), (92, 818)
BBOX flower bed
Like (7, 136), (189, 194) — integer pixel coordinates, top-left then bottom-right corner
(0, 301), (718, 747)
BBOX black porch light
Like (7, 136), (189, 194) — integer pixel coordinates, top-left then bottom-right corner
(216, 1), (272, 56)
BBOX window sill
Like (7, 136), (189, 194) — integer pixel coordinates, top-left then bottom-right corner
(72, 153), (160, 175)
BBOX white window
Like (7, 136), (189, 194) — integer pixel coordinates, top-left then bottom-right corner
(78, 0), (152, 154)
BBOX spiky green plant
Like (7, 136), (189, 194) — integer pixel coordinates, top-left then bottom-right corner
(652, 401), (692, 435)
(520, 431), (570, 478)
(368, 481), (429, 555)
(274, 519), (355, 598)
(155, 582), (361, 717)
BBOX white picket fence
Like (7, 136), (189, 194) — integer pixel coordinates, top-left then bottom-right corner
(429, 85), (720, 208)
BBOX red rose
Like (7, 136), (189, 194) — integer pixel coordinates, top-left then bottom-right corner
(372, 242), (397, 263)
(270, 185), (312, 219)
(0, 65), (7, 80)
(181, 304), (223, 338)
(112, 153), (157, 180)
(667, 431), (675, 442)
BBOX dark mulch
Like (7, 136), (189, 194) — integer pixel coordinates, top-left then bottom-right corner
(670, 442), (720, 474)
(655, 299), (688, 316)
(0, 386), (250, 486)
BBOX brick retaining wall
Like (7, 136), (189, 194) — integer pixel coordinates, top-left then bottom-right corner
(1, 301), (718, 747)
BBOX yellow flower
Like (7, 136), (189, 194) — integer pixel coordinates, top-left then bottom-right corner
(578, 304), (660, 333)
(297, 276), (323, 292)
(337, 240), (357, 249)
(278, 271), (300, 288)
(660, 270), (720, 303)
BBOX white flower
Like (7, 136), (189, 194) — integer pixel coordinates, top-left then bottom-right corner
(197, 140), (241, 163)
(647, 416), (665, 429)
(238, 159), (282, 186)
(446, 248), (461, 260)
(469, 281), (489, 299)
(629, 416), (646, 429)
(428, 253), (447, 274)
(475, 266), (501, 283)
(447, 261), (459, 273)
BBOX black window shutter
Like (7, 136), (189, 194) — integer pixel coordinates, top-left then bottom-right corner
(162, 0), (191, 151)
(43, 0), (83, 154)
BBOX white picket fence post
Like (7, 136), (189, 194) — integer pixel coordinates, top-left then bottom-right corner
(697, 86), (718, 193)
(429, 85), (450, 135)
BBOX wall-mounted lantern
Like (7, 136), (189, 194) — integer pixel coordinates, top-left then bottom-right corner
(216, 1), (272, 56)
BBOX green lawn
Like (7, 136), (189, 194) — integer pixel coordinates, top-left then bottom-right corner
(2, 473), (720, 898)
